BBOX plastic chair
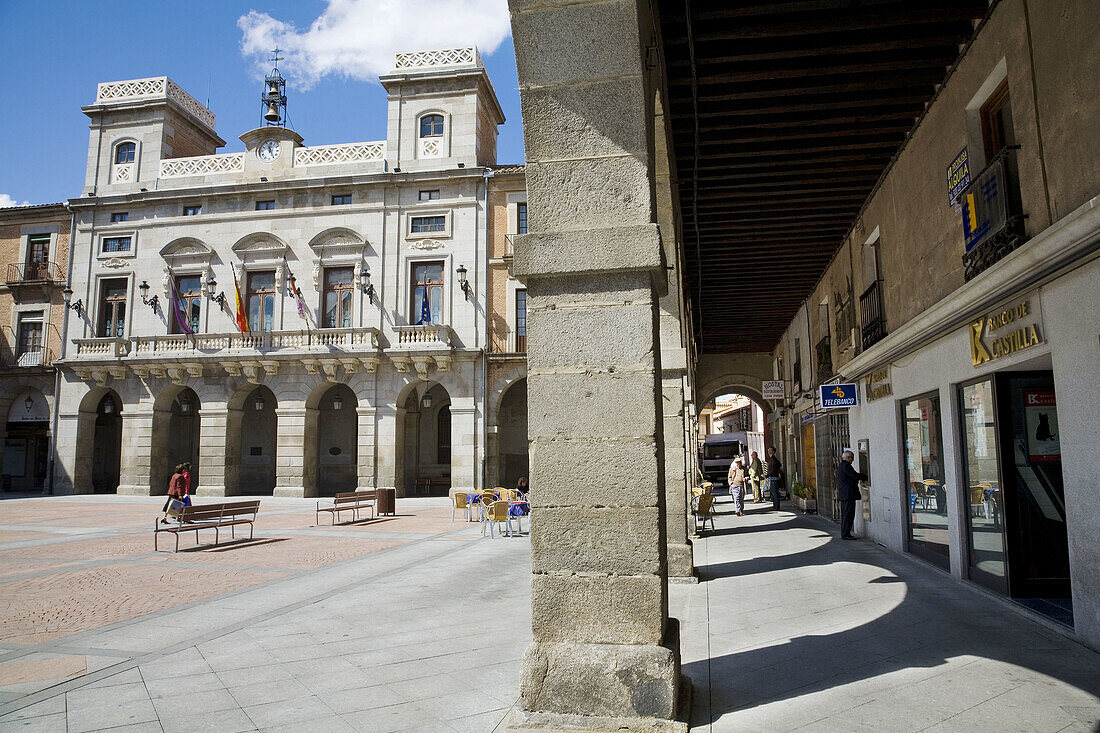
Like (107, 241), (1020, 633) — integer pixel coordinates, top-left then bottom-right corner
(452, 492), (470, 522)
(484, 500), (516, 538)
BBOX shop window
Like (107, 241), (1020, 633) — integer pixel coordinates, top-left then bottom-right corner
(323, 267), (354, 328)
(247, 271), (277, 332)
(410, 261), (443, 325)
(98, 279), (128, 338)
(172, 275), (202, 334)
(960, 379), (1005, 593)
(902, 392), (949, 571)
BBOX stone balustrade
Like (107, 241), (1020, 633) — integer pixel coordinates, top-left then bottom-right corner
(125, 327), (380, 356)
(394, 324), (452, 348)
(73, 338), (130, 359)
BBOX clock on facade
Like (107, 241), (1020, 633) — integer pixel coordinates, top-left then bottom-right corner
(258, 140), (281, 161)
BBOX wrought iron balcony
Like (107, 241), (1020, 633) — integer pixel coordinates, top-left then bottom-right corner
(960, 146), (1027, 281)
(792, 360), (803, 394)
(0, 346), (55, 369)
(815, 336), (833, 384)
(860, 280), (887, 350)
(6, 261), (65, 285)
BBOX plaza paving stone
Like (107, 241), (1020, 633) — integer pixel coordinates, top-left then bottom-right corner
(0, 493), (1097, 731)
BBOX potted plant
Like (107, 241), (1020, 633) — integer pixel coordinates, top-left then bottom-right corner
(790, 481), (817, 513)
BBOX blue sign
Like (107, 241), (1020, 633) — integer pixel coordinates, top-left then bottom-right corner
(820, 383), (857, 409)
(947, 147), (970, 209)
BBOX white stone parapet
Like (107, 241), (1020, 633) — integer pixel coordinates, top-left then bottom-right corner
(159, 153), (245, 179)
(394, 324), (452, 348)
(392, 47), (482, 71)
(125, 327), (380, 356)
(73, 338), (130, 358)
(294, 142), (385, 167)
(94, 76), (216, 132)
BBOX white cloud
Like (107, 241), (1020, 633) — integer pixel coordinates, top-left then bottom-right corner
(238, 0), (511, 89)
(0, 194), (30, 208)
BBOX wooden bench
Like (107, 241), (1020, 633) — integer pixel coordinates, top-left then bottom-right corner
(315, 490), (377, 525)
(154, 500), (261, 553)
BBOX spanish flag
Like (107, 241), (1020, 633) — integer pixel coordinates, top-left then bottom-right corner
(233, 272), (250, 333)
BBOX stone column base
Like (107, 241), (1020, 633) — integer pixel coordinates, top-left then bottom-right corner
(520, 637), (681, 722)
(195, 485), (228, 497)
(502, 707), (687, 733)
(116, 484), (154, 497)
(273, 486), (305, 498)
(666, 542), (696, 583)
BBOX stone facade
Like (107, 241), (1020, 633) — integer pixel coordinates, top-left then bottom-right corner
(54, 49), (513, 501)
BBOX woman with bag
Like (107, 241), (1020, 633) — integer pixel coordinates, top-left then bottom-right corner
(181, 462), (193, 507)
(159, 464), (187, 524)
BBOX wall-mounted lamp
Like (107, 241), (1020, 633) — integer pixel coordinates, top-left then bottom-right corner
(332, 394), (343, 411)
(421, 393), (433, 409)
(62, 287), (85, 318)
(24, 395), (34, 411)
(139, 187), (148, 192)
(205, 278), (229, 312)
(393, 166), (401, 173)
(457, 162), (465, 169)
(360, 268), (375, 304)
(138, 280), (160, 313)
(259, 177), (268, 182)
(179, 394), (192, 414)
(254, 395), (265, 411)
(456, 264), (471, 300)
(103, 396), (115, 414)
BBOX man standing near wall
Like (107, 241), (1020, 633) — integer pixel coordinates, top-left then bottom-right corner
(747, 450), (764, 503)
(836, 449), (866, 540)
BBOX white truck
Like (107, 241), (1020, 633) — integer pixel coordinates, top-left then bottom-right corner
(700, 431), (765, 487)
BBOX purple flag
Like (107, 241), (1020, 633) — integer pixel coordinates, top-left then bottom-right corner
(169, 279), (195, 335)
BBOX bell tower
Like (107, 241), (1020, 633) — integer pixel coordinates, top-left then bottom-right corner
(261, 49), (288, 128)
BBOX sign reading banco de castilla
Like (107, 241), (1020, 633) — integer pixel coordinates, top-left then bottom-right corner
(969, 293), (1044, 367)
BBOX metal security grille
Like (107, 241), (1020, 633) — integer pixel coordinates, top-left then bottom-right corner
(815, 412), (850, 521)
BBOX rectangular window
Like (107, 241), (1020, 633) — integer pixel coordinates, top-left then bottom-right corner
(25, 234), (50, 277)
(410, 215), (446, 234)
(418, 190), (440, 201)
(255, 200), (275, 211)
(515, 289), (527, 352)
(410, 262), (444, 325)
(98, 279), (128, 338)
(110, 212), (128, 223)
(247, 271), (277, 332)
(331, 194), (351, 206)
(980, 81), (1014, 160)
(16, 312), (44, 360)
(323, 267), (355, 329)
(902, 392), (949, 571)
(517, 202), (528, 234)
(182, 205), (201, 216)
(102, 236), (131, 253)
(173, 275), (203, 334)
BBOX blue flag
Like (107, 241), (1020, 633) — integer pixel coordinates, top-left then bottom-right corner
(417, 286), (431, 325)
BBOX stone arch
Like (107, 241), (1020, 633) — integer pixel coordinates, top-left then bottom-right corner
(227, 383), (278, 495)
(74, 387), (123, 494)
(486, 363), (528, 490)
(303, 381), (359, 497)
(150, 384), (200, 497)
(496, 378), (528, 491)
(394, 379), (452, 496)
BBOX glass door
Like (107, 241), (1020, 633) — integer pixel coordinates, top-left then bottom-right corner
(960, 379), (1006, 593)
(902, 392), (949, 570)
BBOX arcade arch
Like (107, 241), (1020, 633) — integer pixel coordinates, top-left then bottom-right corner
(73, 388), (122, 494)
(150, 386), (200, 495)
(229, 385), (277, 495)
(313, 383), (357, 496)
(496, 378), (528, 489)
(395, 381), (452, 496)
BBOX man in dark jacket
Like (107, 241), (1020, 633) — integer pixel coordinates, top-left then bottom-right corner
(764, 447), (783, 511)
(837, 449), (867, 540)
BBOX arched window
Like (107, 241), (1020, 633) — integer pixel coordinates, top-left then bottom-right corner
(420, 115), (444, 138)
(115, 142), (136, 164)
(437, 405), (451, 465)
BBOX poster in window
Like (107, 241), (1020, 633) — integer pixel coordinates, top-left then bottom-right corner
(1023, 390), (1059, 463)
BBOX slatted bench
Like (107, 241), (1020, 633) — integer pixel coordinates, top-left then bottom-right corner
(154, 500), (261, 553)
(315, 490), (377, 525)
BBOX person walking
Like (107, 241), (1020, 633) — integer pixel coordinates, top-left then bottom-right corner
(747, 451), (764, 503)
(159, 464), (187, 524)
(837, 449), (867, 540)
(727, 458), (746, 516)
(181, 462), (193, 507)
(764, 447), (783, 511)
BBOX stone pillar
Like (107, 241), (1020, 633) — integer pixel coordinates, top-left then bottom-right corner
(196, 406), (229, 496)
(449, 399), (478, 493)
(116, 408), (154, 496)
(356, 405), (377, 489)
(274, 406), (307, 498)
(374, 404), (400, 495)
(510, 0), (682, 726)
(662, 374), (695, 580)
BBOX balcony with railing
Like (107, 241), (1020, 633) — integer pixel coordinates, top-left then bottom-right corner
(815, 336), (833, 385)
(960, 146), (1026, 281)
(6, 261), (65, 286)
(394, 324), (453, 349)
(0, 346), (55, 370)
(792, 360), (803, 394)
(860, 280), (887, 350)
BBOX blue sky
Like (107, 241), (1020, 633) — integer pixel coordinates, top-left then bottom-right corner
(0, 0), (521, 207)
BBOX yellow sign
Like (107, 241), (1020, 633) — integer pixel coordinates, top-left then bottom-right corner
(864, 368), (892, 402)
(969, 298), (1043, 366)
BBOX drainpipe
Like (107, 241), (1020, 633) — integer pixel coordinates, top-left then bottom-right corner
(46, 205), (78, 495)
(480, 168), (494, 491)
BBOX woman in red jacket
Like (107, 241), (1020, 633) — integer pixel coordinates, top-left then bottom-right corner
(159, 464), (187, 524)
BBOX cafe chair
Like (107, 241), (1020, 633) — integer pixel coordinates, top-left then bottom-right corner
(484, 500), (516, 538)
(692, 493), (715, 535)
(452, 492), (470, 522)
